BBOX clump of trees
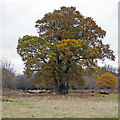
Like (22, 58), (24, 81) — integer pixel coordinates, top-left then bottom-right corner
(0, 58), (37, 90)
(17, 6), (115, 95)
(100, 64), (117, 75)
(82, 66), (100, 89)
(15, 74), (36, 90)
(97, 72), (118, 89)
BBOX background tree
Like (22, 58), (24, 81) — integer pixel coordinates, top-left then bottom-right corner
(17, 6), (115, 95)
(118, 67), (120, 75)
(100, 64), (117, 75)
(83, 66), (100, 89)
(0, 58), (16, 89)
(97, 72), (118, 89)
(15, 74), (36, 90)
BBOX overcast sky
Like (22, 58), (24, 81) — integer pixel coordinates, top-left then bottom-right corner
(0, 0), (119, 74)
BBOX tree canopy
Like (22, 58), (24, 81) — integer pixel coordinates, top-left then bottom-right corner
(35, 6), (106, 42)
(17, 6), (115, 94)
(97, 72), (118, 88)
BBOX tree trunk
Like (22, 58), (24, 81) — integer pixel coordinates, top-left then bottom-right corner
(59, 83), (66, 95)
(66, 82), (69, 94)
(55, 81), (59, 95)
(55, 83), (68, 95)
(55, 82), (69, 95)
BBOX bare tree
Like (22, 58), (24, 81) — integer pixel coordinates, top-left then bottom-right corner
(0, 58), (15, 72)
(0, 58), (16, 89)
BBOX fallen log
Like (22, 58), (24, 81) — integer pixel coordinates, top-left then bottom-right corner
(99, 90), (109, 95)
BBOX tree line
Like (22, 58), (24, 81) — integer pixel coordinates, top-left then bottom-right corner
(1, 58), (118, 91)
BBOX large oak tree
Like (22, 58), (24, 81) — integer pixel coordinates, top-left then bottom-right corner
(17, 6), (115, 94)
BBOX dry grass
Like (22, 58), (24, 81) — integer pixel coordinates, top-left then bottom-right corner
(1, 89), (118, 118)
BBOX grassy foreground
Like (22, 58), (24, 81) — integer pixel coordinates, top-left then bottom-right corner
(1, 91), (118, 118)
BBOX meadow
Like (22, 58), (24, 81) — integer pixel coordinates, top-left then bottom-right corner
(1, 89), (118, 118)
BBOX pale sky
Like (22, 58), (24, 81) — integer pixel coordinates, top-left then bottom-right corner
(0, 0), (119, 74)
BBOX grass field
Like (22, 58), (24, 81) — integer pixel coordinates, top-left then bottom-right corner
(1, 90), (118, 118)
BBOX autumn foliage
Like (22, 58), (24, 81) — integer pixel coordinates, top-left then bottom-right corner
(97, 72), (118, 88)
(17, 6), (115, 94)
